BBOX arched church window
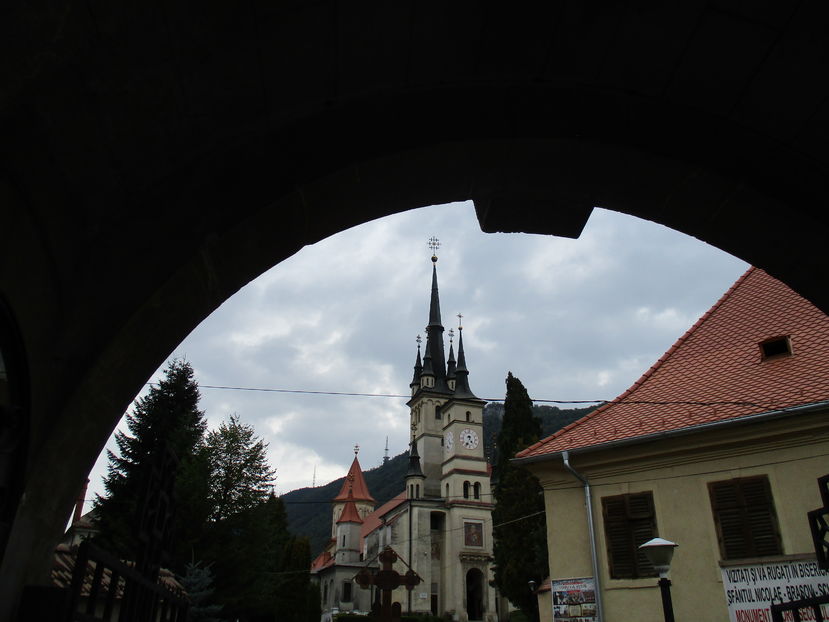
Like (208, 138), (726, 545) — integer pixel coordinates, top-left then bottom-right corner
(463, 481), (470, 499)
(466, 411), (471, 421)
(342, 534), (345, 547)
(446, 483), (450, 498)
(474, 482), (481, 499)
(416, 484), (420, 498)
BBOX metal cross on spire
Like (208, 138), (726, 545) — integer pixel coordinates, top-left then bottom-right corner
(353, 444), (360, 456)
(428, 236), (440, 262)
(457, 312), (463, 330)
(448, 328), (455, 343)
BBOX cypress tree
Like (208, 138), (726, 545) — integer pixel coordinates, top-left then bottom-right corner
(94, 359), (206, 560)
(492, 372), (548, 621)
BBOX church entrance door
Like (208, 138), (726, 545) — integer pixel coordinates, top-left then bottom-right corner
(466, 568), (484, 621)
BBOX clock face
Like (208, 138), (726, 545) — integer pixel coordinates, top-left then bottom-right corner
(444, 430), (454, 452)
(459, 428), (479, 450)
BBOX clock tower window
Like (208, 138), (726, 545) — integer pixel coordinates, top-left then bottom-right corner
(463, 481), (470, 499)
(474, 482), (481, 500)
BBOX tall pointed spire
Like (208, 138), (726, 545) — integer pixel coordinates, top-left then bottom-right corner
(422, 238), (450, 393)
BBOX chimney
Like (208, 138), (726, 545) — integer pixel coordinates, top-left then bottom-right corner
(73, 479), (89, 524)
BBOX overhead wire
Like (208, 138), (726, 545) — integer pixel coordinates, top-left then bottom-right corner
(148, 382), (781, 408)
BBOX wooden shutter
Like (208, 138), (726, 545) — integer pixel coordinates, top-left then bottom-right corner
(602, 492), (657, 579)
(709, 476), (782, 560)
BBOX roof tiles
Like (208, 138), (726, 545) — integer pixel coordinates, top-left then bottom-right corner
(517, 268), (829, 459)
(333, 456), (375, 503)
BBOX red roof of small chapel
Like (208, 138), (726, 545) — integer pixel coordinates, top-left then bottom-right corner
(333, 455), (375, 503)
(517, 267), (829, 460)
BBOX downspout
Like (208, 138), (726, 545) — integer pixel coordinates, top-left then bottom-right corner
(561, 451), (604, 622)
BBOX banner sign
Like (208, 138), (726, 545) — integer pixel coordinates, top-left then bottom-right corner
(720, 557), (829, 622)
(551, 577), (596, 622)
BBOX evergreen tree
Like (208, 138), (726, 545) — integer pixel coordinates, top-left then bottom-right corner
(203, 413), (277, 521)
(179, 562), (222, 622)
(492, 372), (548, 622)
(94, 359), (206, 558)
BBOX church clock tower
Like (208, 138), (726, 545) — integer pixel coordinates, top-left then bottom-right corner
(402, 239), (496, 621)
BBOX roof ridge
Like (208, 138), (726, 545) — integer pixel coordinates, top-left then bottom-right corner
(516, 266), (757, 459)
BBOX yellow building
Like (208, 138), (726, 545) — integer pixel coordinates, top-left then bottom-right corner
(516, 267), (829, 622)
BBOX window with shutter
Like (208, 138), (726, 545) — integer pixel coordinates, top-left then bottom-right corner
(708, 476), (782, 560)
(601, 492), (658, 579)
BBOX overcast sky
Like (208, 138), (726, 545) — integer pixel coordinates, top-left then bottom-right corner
(84, 201), (748, 509)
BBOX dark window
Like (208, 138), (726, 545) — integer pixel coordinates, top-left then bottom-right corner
(466, 411), (471, 422)
(445, 484), (449, 498)
(709, 476), (782, 560)
(463, 481), (470, 499)
(435, 405), (442, 420)
(473, 482), (481, 499)
(415, 484), (420, 498)
(602, 492), (658, 579)
(342, 581), (352, 601)
(760, 336), (792, 359)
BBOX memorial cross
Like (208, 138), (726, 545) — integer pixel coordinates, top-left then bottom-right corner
(354, 546), (420, 622)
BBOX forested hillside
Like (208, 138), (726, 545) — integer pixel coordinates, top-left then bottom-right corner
(284, 402), (597, 555)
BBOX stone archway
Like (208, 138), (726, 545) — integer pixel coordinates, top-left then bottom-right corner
(466, 567), (485, 621)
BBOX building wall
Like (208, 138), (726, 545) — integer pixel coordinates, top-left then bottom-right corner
(528, 411), (829, 622)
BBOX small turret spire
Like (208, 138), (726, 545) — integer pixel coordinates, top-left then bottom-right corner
(410, 335), (423, 388)
(453, 317), (478, 399)
(447, 328), (457, 381)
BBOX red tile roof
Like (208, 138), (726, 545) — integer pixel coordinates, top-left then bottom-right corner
(310, 549), (335, 573)
(333, 456), (375, 503)
(337, 490), (364, 524)
(361, 491), (407, 540)
(517, 268), (829, 459)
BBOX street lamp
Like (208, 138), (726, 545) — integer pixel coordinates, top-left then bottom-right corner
(639, 538), (678, 622)
(528, 580), (539, 622)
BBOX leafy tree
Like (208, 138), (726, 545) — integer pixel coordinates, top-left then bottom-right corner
(492, 372), (548, 622)
(203, 413), (276, 521)
(94, 359), (206, 559)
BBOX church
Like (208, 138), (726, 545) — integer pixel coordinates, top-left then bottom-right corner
(311, 249), (497, 622)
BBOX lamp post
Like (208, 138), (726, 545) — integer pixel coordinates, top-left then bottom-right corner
(639, 538), (678, 622)
(528, 580), (539, 622)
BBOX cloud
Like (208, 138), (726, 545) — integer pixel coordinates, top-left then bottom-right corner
(83, 202), (749, 513)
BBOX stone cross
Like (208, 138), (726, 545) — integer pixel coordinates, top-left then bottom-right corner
(355, 546), (421, 622)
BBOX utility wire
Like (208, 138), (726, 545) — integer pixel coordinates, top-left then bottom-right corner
(149, 382), (783, 408)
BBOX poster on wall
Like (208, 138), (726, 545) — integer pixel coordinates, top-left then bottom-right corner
(551, 577), (596, 622)
(720, 556), (829, 622)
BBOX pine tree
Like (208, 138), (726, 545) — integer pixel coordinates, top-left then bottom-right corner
(179, 562), (222, 622)
(94, 359), (206, 559)
(492, 372), (548, 622)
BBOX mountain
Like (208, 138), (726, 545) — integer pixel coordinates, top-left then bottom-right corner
(283, 403), (596, 555)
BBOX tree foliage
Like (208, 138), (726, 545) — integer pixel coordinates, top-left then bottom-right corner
(203, 413), (276, 521)
(492, 372), (548, 621)
(94, 359), (206, 558)
(179, 562), (222, 622)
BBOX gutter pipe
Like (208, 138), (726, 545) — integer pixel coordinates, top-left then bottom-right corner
(562, 450), (604, 622)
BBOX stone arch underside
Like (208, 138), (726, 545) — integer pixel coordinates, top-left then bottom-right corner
(3, 2), (829, 619)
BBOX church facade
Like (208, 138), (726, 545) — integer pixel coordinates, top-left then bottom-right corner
(311, 253), (497, 622)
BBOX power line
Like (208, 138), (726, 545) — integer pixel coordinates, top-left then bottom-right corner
(149, 382), (784, 408)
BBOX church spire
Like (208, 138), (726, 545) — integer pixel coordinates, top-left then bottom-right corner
(446, 329), (457, 389)
(410, 335), (423, 389)
(452, 318), (478, 399)
(421, 238), (450, 393)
